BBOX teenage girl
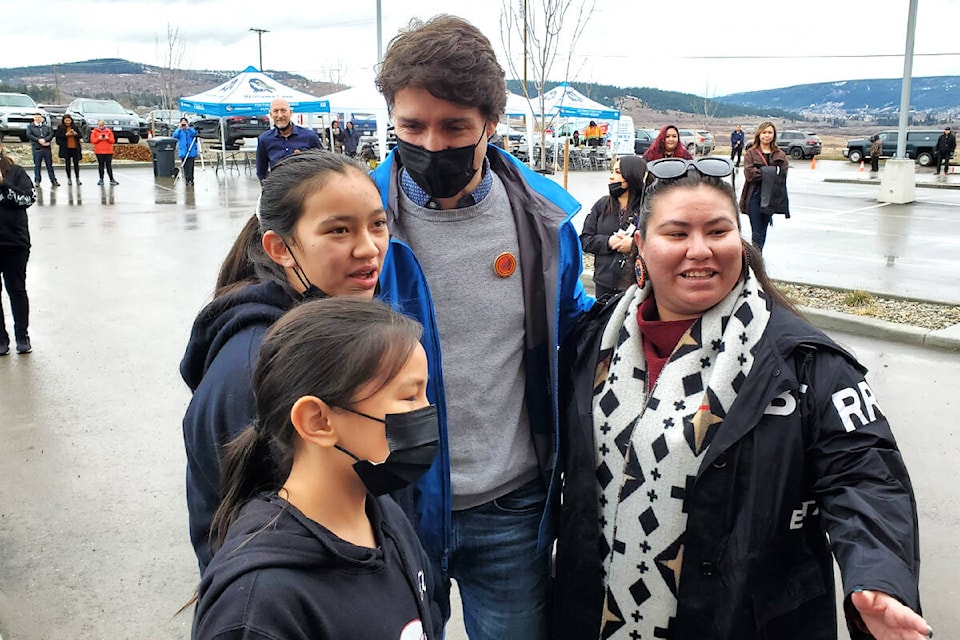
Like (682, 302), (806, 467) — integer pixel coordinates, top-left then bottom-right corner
(180, 150), (389, 570)
(193, 297), (440, 639)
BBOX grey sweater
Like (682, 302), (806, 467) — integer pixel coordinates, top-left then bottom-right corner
(396, 172), (539, 509)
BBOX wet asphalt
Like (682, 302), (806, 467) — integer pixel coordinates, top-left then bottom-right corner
(1, 159), (959, 639)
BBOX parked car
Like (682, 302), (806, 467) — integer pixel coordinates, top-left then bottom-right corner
(127, 110), (150, 140)
(0, 92), (46, 141)
(694, 130), (714, 154)
(189, 114), (271, 148)
(38, 104), (68, 130)
(777, 130), (822, 159)
(633, 128), (655, 155)
(66, 98), (142, 143)
(147, 109), (184, 136)
(844, 129), (948, 166)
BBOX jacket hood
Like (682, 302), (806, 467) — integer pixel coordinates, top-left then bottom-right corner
(179, 280), (294, 391)
(200, 496), (389, 600)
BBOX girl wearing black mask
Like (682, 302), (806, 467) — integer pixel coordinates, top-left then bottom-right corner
(580, 155), (646, 298)
(192, 297), (440, 640)
(180, 150), (390, 571)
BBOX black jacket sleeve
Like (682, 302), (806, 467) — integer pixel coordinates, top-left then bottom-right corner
(800, 348), (921, 636)
(0, 165), (36, 209)
(579, 197), (614, 256)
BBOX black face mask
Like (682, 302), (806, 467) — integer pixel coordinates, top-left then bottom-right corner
(608, 182), (628, 198)
(335, 404), (439, 496)
(395, 126), (487, 199)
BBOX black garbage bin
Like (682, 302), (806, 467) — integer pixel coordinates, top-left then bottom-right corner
(148, 136), (177, 177)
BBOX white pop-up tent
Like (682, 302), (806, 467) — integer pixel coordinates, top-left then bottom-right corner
(536, 82), (620, 121)
(321, 85), (390, 160)
(179, 66), (330, 149)
(504, 92), (537, 163)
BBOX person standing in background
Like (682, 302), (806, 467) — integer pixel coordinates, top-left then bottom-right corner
(0, 142), (37, 355)
(869, 134), (882, 174)
(580, 156), (646, 299)
(739, 121), (789, 251)
(90, 120), (118, 186)
(341, 121), (361, 157)
(329, 120), (343, 154)
(173, 117), (200, 186)
(26, 113), (59, 187)
(55, 114), (84, 185)
(255, 99), (322, 183)
(730, 124), (745, 167)
(934, 126), (956, 176)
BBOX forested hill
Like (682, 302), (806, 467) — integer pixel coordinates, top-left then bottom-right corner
(506, 80), (801, 119)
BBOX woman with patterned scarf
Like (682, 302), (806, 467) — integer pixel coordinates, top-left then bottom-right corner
(554, 157), (930, 640)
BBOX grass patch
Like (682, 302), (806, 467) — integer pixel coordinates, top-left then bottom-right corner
(842, 290), (874, 308)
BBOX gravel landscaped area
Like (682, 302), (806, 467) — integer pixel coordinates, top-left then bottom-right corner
(580, 253), (960, 331)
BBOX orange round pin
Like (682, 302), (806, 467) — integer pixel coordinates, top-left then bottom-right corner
(494, 252), (517, 278)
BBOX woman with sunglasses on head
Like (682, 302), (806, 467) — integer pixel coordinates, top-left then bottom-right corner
(580, 156), (647, 299)
(553, 156), (928, 640)
(180, 150), (390, 573)
(191, 297), (440, 640)
(739, 121), (789, 251)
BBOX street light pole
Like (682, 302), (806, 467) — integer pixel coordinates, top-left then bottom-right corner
(249, 28), (269, 72)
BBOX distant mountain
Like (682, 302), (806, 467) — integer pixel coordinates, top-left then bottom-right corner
(507, 80), (801, 120)
(0, 58), (344, 108)
(719, 76), (960, 116)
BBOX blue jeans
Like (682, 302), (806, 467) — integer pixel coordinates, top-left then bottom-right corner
(32, 147), (57, 183)
(439, 478), (550, 640)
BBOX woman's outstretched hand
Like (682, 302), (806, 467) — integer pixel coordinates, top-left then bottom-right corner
(851, 590), (932, 640)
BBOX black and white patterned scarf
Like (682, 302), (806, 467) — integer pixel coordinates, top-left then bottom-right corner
(593, 269), (771, 639)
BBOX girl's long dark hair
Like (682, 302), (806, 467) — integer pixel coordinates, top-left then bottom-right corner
(209, 297), (423, 549)
(214, 150), (371, 298)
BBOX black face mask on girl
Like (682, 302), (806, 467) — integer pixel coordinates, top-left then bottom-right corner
(334, 404), (439, 496)
(608, 182), (628, 198)
(395, 126), (487, 199)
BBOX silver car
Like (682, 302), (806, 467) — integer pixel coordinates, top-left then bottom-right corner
(67, 98), (142, 143)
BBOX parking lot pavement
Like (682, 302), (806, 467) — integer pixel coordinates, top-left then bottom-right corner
(1, 160), (958, 640)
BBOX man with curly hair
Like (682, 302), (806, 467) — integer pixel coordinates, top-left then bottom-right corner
(373, 14), (593, 640)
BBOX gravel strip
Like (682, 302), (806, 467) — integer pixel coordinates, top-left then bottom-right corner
(580, 253), (960, 331)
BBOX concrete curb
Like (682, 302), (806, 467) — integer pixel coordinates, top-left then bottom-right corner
(823, 177), (960, 190)
(579, 270), (960, 352)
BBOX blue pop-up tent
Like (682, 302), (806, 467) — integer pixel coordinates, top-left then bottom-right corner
(536, 82), (620, 120)
(179, 66), (330, 149)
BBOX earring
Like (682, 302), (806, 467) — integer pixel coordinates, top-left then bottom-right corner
(635, 254), (648, 289)
(741, 243), (751, 279)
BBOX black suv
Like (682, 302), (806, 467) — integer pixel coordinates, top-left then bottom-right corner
(844, 129), (947, 166)
(777, 130), (822, 159)
(189, 114), (271, 148)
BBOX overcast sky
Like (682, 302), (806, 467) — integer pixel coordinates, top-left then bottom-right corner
(3, 0), (958, 97)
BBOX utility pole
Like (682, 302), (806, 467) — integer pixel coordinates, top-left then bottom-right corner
(249, 28), (269, 72)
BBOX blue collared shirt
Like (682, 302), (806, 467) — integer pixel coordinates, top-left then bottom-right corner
(400, 158), (493, 209)
(255, 125), (322, 180)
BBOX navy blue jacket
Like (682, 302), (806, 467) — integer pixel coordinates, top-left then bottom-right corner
(180, 280), (296, 571)
(255, 125), (321, 180)
(194, 494), (441, 640)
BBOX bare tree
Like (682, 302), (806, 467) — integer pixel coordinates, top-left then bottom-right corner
(500, 0), (596, 170)
(320, 58), (349, 86)
(156, 24), (186, 110)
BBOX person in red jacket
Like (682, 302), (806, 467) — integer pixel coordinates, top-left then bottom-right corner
(89, 120), (118, 185)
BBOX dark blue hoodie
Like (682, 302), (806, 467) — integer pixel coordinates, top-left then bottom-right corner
(193, 494), (440, 640)
(180, 280), (296, 571)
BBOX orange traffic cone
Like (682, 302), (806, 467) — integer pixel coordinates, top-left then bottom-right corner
(859, 160), (865, 172)
(810, 156), (816, 170)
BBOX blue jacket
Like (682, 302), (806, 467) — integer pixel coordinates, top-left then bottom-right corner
(255, 125), (322, 180)
(373, 146), (594, 562)
(172, 126), (200, 159)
